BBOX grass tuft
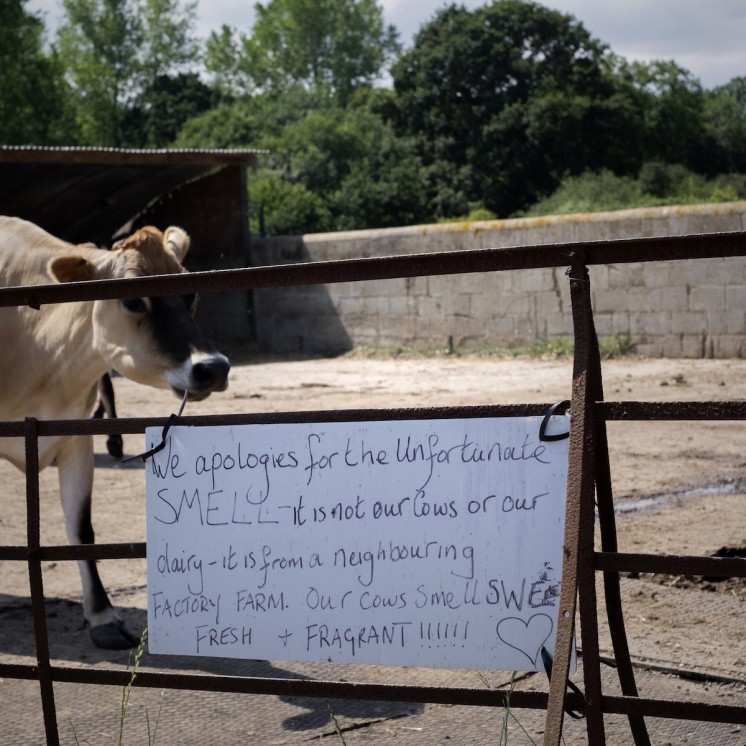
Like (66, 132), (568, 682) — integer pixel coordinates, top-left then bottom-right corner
(342, 333), (636, 361)
(327, 705), (349, 745)
(70, 628), (162, 746)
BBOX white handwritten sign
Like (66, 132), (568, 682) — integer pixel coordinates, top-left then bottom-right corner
(145, 417), (572, 672)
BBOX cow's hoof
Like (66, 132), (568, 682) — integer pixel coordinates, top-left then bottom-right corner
(106, 435), (124, 459)
(90, 621), (140, 649)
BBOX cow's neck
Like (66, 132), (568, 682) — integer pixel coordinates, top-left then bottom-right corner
(1, 300), (108, 422)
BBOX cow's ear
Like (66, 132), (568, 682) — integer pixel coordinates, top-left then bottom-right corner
(48, 255), (96, 283)
(164, 227), (190, 262)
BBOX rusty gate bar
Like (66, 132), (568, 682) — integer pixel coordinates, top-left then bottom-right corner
(8, 541), (745, 578)
(0, 655), (742, 723)
(595, 553), (746, 576)
(0, 659), (742, 723)
(24, 417), (60, 746)
(599, 400), (746, 419)
(5, 542), (746, 576)
(544, 264), (599, 744)
(1, 654), (743, 724)
(602, 696), (746, 722)
(1, 231), (746, 309)
(7, 542), (745, 578)
(0, 403), (557, 437)
(568, 265), (614, 743)
(1, 398), (745, 443)
(587, 283), (651, 745)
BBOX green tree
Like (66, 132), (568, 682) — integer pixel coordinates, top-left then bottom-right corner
(174, 85), (327, 149)
(176, 86), (430, 233)
(58, 0), (198, 145)
(250, 171), (332, 235)
(204, 25), (252, 96)
(176, 99), (256, 148)
(205, 0), (399, 104)
(325, 100), (431, 230)
(0, 0), (77, 144)
(627, 60), (708, 172)
(261, 90), (430, 231)
(121, 72), (219, 147)
(703, 76), (746, 173)
(390, 0), (641, 217)
(139, 0), (198, 80)
(58, 0), (141, 144)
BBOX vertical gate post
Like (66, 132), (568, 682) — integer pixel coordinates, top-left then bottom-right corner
(543, 263), (606, 745)
(25, 417), (60, 746)
(589, 317), (651, 744)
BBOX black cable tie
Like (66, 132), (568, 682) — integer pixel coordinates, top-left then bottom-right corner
(541, 646), (586, 720)
(122, 390), (188, 464)
(23, 294), (41, 310)
(122, 413), (178, 464)
(539, 400), (570, 442)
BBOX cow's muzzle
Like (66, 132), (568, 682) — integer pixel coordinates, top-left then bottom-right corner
(168, 353), (230, 401)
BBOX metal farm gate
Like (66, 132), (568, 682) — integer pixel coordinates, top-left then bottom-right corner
(1, 232), (745, 745)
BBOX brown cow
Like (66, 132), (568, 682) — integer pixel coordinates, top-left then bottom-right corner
(0, 217), (230, 648)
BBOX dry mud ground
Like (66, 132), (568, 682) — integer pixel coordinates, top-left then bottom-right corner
(0, 353), (745, 743)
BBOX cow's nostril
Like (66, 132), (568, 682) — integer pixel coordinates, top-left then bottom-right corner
(192, 357), (230, 391)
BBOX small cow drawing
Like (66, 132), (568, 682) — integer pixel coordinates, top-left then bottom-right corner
(0, 216), (230, 649)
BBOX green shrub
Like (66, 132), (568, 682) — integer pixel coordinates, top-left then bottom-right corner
(521, 165), (746, 218)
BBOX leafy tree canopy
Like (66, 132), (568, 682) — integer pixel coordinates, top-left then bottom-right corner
(58, 0), (198, 144)
(205, 0), (400, 104)
(703, 76), (746, 173)
(177, 84), (430, 233)
(626, 60), (708, 170)
(5, 0), (746, 233)
(390, 0), (641, 217)
(122, 72), (219, 147)
(0, 0), (76, 144)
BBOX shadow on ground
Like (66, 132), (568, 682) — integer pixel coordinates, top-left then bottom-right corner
(0, 594), (424, 734)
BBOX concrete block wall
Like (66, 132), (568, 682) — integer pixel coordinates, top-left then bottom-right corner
(250, 202), (746, 358)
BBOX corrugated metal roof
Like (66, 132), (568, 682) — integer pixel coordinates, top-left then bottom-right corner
(0, 146), (263, 245)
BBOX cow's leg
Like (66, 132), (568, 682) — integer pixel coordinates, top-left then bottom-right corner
(56, 434), (138, 648)
(94, 374), (123, 459)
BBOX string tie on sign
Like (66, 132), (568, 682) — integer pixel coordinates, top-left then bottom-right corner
(122, 390), (188, 464)
(541, 645), (585, 720)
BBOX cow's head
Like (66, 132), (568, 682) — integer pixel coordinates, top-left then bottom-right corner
(47, 226), (230, 400)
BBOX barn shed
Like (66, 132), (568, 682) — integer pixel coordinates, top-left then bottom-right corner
(0, 145), (262, 348)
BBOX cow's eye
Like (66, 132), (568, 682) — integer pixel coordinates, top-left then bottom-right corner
(122, 297), (147, 314)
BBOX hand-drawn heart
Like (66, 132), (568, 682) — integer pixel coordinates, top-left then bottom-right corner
(496, 614), (554, 669)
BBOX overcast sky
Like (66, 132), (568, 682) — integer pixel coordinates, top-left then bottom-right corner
(27, 0), (746, 90)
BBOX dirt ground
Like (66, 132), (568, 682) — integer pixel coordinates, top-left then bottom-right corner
(1, 353), (745, 742)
